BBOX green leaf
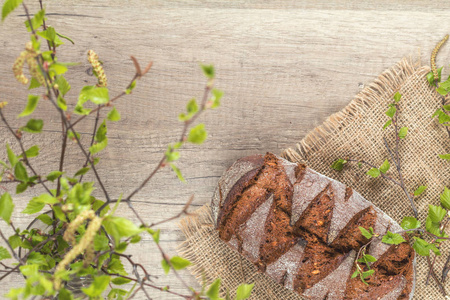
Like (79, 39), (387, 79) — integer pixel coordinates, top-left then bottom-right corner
(55, 75), (71, 96)
(107, 257), (127, 276)
(429, 204), (446, 223)
(438, 87), (449, 96)
(130, 235), (141, 244)
(362, 269), (375, 279)
(111, 277), (131, 285)
(201, 64), (215, 79)
(74, 167), (90, 177)
(22, 145), (39, 158)
(1, 0), (23, 21)
(37, 214), (53, 225)
(331, 158), (347, 171)
(413, 237), (433, 256)
(27, 252), (46, 265)
(398, 127), (408, 139)
(57, 95), (67, 111)
(427, 67), (443, 85)
(125, 80), (136, 95)
(34, 193), (58, 204)
(24, 8), (45, 32)
(440, 187), (450, 210)
(8, 235), (21, 249)
(187, 123), (207, 144)
(58, 288), (74, 300)
(107, 107), (121, 121)
(14, 161), (28, 181)
(22, 199), (45, 214)
(152, 229), (160, 244)
(82, 275), (110, 298)
(93, 234), (109, 252)
(170, 163), (185, 182)
(359, 226), (373, 239)
(170, 256), (191, 270)
(439, 153), (450, 160)
(49, 62), (68, 75)
(18, 95), (40, 117)
(383, 119), (392, 130)
(16, 182), (28, 194)
(46, 171), (63, 182)
(165, 147), (180, 162)
(22, 119), (43, 133)
(366, 168), (380, 178)
(102, 216), (142, 245)
(351, 270), (359, 279)
(96, 120), (107, 142)
(52, 206), (66, 222)
(206, 278), (221, 300)
(385, 106), (397, 118)
(28, 77), (41, 90)
(236, 283), (254, 300)
(414, 185), (427, 197)
(80, 86), (109, 105)
(89, 121), (108, 154)
(161, 259), (170, 275)
(89, 139), (108, 154)
(379, 159), (390, 174)
(361, 254), (377, 263)
(210, 89), (223, 109)
(7, 143), (18, 167)
(0, 192), (14, 223)
(382, 231), (406, 245)
(0, 246), (11, 260)
(393, 92), (401, 102)
(401, 216), (420, 230)
(187, 98), (198, 115)
(426, 216), (442, 237)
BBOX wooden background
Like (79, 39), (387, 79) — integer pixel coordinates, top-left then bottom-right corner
(2, 1), (450, 299)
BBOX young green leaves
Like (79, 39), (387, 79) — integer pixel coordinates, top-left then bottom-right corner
(351, 268), (375, 286)
(0, 192), (14, 224)
(381, 231), (406, 245)
(331, 158), (347, 171)
(18, 95), (39, 117)
(161, 256), (191, 275)
(359, 226), (375, 239)
(401, 216), (420, 230)
(89, 120), (108, 154)
(366, 159), (390, 178)
(383, 92), (408, 139)
(2, 0), (23, 21)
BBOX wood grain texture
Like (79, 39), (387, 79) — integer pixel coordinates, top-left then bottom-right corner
(1, 0), (450, 299)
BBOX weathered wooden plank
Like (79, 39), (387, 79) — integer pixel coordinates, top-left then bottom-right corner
(1, 0), (450, 299)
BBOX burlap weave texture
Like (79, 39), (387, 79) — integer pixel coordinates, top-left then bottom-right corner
(178, 58), (449, 299)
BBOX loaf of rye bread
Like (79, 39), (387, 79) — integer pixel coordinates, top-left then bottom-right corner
(211, 153), (415, 300)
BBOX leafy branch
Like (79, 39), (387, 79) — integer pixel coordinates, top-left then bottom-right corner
(0, 1), (253, 300)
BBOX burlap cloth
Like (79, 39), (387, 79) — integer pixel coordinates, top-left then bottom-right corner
(177, 58), (450, 299)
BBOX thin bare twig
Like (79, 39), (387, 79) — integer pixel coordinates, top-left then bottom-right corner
(79, 106), (101, 183)
(148, 195), (194, 228)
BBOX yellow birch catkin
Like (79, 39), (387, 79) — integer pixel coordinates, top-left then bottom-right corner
(431, 35), (449, 82)
(87, 50), (107, 87)
(13, 51), (28, 84)
(54, 212), (102, 290)
(13, 42), (45, 86)
(63, 209), (96, 245)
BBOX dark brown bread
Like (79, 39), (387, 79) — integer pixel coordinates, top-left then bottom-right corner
(211, 152), (415, 300)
